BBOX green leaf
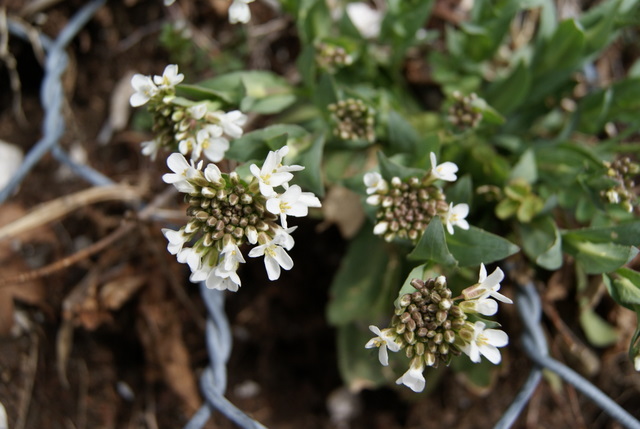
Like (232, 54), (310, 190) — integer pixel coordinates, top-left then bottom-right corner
(579, 307), (618, 347)
(446, 174), (473, 206)
(377, 151), (427, 181)
(176, 84), (234, 105)
(562, 221), (640, 247)
(484, 60), (531, 115)
(446, 226), (520, 267)
(337, 324), (387, 391)
(533, 19), (586, 76)
(314, 73), (339, 108)
(509, 149), (538, 184)
(292, 134), (325, 197)
(605, 269), (640, 310)
(408, 217), (457, 266)
(226, 124), (309, 162)
(563, 239), (638, 274)
(518, 216), (563, 270)
(387, 110), (420, 155)
(327, 227), (399, 325)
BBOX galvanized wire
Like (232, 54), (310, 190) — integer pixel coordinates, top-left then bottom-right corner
(2, 0), (110, 203)
(495, 282), (640, 429)
(5, 3), (640, 429)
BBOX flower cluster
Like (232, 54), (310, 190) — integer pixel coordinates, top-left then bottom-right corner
(328, 98), (376, 143)
(162, 145), (321, 291)
(130, 64), (247, 163)
(601, 157), (638, 213)
(364, 153), (468, 243)
(315, 42), (353, 73)
(229, 0), (255, 24)
(447, 91), (483, 129)
(365, 264), (512, 392)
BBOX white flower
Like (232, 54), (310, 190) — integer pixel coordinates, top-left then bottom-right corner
(430, 152), (458, 182)
(250, 151), (295, 197)
(210, 110), (247, 139)
(141, 139), (162, 160)
(363, 172), (388, 195)
(207, 273), (241, 292)
(130, 74), (158, 107)
(162, 152), (200, 194)
(373, 221), (388, 235)
(162, 228), (188, 255)
(365, 325), (400, 366)
(460, 321), (509, 364)
(444, 202), (469, 234)
(153, 64), (184, 89)
(189, 103), (208, 120)
(459, 297), (498, 316)
(634, 355), (640, 372)
(179, 136), (198, 159)
(395, 358), (426, 393)
(265, 185), (321, 228)
(198, 126), (230, 162)
(219, 242), (246, 274)
(177, 247), (202, 272)
(462, 264), (513, 304)
(204, 163), (223, 186)
(248, 236), (294, 280)
(229, 0), (255, 24)
(346, 2), (383, 39)
(272, 145), (305, 174)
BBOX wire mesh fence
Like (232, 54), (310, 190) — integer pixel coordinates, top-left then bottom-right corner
(2, 2), (639, 429)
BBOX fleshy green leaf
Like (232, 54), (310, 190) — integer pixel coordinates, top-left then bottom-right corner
(484, 60), (531, 115)
(327, 227), (399, 325)
(446, 226), (520, 267)
(579, 307), (619, 347)
(563, 239), (638, 274)
(518, 216), (563, 270)
(408, 217), (457, 266)
(605, 269), (640, 310)
(377, 151), (427, 181)
(292, 133), (325, 197)
(226, 124), (309, 162)
(394, 263), (429, 308)
(509, 149), (538, 184)
(562, 221), (640, 247)
(387, 110), (420, 155)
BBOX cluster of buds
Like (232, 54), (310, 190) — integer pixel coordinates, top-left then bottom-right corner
(366, 264), (512, 392)
(130, 64), (247, 163)
(364, 153), (469, 243)
(601, 157), (638, 213)
(315, 42), (354, 73)
(447, 91), (483, 129)
(328, 98), (376, 143)
(162, 145), (321, 291)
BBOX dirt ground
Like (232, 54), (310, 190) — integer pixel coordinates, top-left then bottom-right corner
(0, 1), (639, 428)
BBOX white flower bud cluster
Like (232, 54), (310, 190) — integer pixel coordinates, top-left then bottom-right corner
(328, 98), (376, 143)
(130, 64), (247, 163)
(162, 145), (321, 291)
(601, 157), (638, 213)
(363, 153), (469, 243)
(315, 42), (354, 73)
(366, 264), (512, 392)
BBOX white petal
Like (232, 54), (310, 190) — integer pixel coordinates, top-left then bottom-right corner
(484, 329), (509, 348)
(395, 368), (425, 393)
(378, 346), (389, 366)
(167, 152), (190, 174)
(204, 163), (223, 184)
(475, 299), (498, 316)
(479, 344), (502, 364)
(478, 263), (487, 283)
(273, 246), (294, 270)
(264, 256), (281, 280)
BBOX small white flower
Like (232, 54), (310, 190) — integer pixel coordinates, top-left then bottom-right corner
(346, 2), (383, 39)
(130, 74), (158, 107)
(162, 228), (188, 255)
(266, 185), (321, 228)
(198, 126), (230, 162)
(395, 358), (426, 393)
(248, 236), (294, 280)
(162, 152), (200, 194)
(460, 321), (509, 364)
(366, 194), (381, 205)
(141, 139), (162, 160)
(250, 150), (295, 197)
(207, 273), (241, 292)
(219, 242), (246, 274)
(177, 247), (202, 272)
(462, 264), (513, 304)
(272, 145), (305, 174)
(153, 64), (184, 89)
(634, 355), (640, 372)
(373, 221), (388, 235)
(210, 110), (247, 139)
(363, 172), (388, 195)
(273, 226), (297, 251)
(444, 202), (470, 234)
(606, 189), (620, 204)
(189, 103), (208, 120)
(204, 163), (223, 186)
(430, 152), (458, 182)
(229, 0), (255, 24)
(459, 297), (498, 316)
(365, 325), (400, 366)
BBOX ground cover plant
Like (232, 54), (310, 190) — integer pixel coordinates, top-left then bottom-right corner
(0, 0), (639, 428)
